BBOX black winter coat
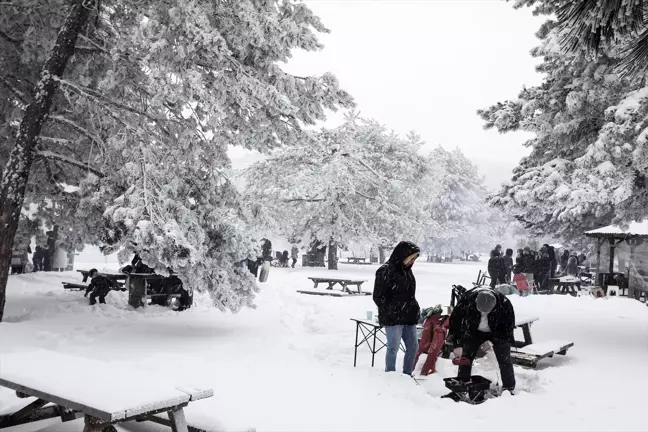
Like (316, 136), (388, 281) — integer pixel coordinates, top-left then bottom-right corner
(449, 287), (515, 346)
(520, 254), (536, 274)
(488, 257), (506, 279)
(373, 241), (421, 327)
(85, 275), (115, 297)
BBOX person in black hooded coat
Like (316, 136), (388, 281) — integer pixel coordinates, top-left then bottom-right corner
(373, 241), (421, 375)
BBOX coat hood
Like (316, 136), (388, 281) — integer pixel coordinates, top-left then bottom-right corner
(388, 241), (421, 264)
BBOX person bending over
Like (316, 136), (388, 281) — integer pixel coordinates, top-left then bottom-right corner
(84, 269), (114, 305)
(448, 287), (516, 393)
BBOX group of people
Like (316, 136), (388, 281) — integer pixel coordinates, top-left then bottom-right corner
(488, 243), (589, 292)
(373, 241), (516, 394)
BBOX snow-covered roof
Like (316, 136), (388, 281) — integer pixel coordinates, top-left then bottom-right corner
(585, 220), (648, 238)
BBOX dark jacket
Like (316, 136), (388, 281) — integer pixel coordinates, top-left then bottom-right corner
(373, 241), (420, 327)
(449, 287), (515, 346)
(488, 256), (506, 280)
(520, 254), (536, 274)
(85, 275), (115, 297)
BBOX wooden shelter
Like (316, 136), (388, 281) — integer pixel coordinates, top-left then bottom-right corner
(585, 221), (648, 301)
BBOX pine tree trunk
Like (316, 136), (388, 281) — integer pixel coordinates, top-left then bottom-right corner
(328, 239), (338, 270)
(379, 246), (386, 264)
(0, 1), (91, 322)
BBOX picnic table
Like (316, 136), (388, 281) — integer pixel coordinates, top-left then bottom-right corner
(550, 276), (581, 296)
(298, 277), (370, 296)
(77, 269), (127, 284)
(0, 350), (213, 432)
(344, 257), (369, 265)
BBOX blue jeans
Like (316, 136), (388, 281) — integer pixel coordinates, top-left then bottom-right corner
(384, 325), (418, 375)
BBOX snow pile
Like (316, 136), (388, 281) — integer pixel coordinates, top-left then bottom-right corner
(0, 261), (646, 431)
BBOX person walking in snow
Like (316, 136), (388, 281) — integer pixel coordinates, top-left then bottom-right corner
(520, 247), (536, 289)
(449, 287), (516, 394)
(537, 246), (552, 292)
(373, 241), (421, 376)
(291, 246), (299, 268)
(84, 269), (115, 305)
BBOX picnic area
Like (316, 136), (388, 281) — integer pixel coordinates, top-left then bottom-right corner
(0, 259), (646, 431)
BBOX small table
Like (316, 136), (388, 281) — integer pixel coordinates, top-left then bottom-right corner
(551, 277), (581, 296)
(307, 277), (368, 295)
(351, 319), (418, 367)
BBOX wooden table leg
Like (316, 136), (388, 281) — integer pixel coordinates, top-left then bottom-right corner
(168, 407), (189, 432)
(522, 323), (533, 346)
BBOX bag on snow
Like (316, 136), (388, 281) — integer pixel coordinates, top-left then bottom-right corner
(259, 261), (270, 283)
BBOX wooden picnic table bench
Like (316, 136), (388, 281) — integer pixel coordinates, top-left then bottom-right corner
(0, 350), (214, 432)
(549, 276), (581, 296)
(299, 277), (370, 296)
(77, 270), (127, 284)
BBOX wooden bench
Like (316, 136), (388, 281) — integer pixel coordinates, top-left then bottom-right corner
(0, 350), (214, 432)
(299, 277), (370, 296)
(511, 340), (574, 368)
(62, 282), (127, 292)
(62, 282), (89, 291)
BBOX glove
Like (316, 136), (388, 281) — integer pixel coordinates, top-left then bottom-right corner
(453, 347), (463, 359)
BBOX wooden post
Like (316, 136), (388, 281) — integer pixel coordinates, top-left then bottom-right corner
(595, 238), (602, 286)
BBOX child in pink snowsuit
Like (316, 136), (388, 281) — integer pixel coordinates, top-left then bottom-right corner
(513, 267), (530, 297)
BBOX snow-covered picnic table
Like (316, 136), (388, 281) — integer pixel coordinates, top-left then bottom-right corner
(550, 276), (581, 296)
(298, 277), (370, 296)
(0, 350), (213, 431)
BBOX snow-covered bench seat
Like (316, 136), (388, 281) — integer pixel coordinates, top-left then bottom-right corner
(0, 350), (213, 431)
(511, 340), (574, 368)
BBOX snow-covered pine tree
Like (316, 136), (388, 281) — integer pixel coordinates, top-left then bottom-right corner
(479, 15), (647, 241)
(243, 116), (431, 270)
(0, 0), (353, 319)
(422, 146), (493, 255)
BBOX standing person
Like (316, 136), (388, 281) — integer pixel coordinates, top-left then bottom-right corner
(537, 246), (552, 292)
(487, 250), (506, 288)
(515, 249), (523, 267)
(566, 253), (579, 276)
(560, 250), (570, 274)
(32, 246), (44, 272)
(546, 245), (557, 278)
(290, 245), (299, 268)
(503, 248), (514, 283)
(520, 247), (536, 290)
(449, 287), (516, 394)
(373, 241), (421, 376)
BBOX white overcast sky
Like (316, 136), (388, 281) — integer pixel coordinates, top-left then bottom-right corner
(229, 0), (547, 190)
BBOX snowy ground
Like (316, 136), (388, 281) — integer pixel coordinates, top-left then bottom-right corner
(1, 261), (647, 431)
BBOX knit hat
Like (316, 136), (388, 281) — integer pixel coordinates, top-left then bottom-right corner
(476, 290), (496, 313)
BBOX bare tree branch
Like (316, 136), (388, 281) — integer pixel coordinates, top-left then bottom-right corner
(48, 115), (104, 147)
(0, 29), (20, 45)
(36, 150), (104, 178)
(0, 75), (27, 107)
